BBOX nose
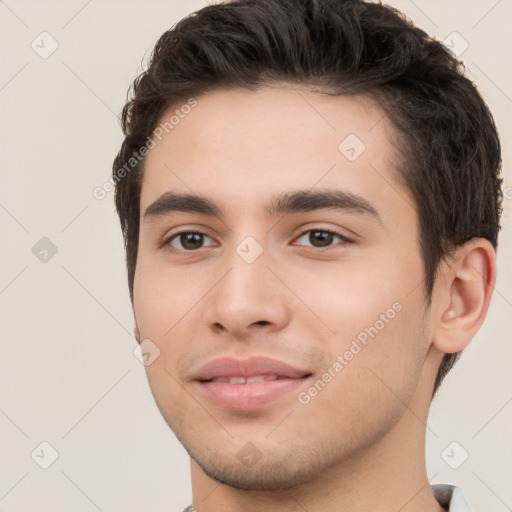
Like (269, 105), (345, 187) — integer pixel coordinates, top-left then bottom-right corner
(202, 243), (291, 340)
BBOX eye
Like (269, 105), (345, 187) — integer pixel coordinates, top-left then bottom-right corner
(163, 228), (352, 253)
(293, 228), (352, 249)
(164, 231), (216, 251)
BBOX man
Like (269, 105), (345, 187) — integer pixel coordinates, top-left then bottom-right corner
(112, 0), (502, 510)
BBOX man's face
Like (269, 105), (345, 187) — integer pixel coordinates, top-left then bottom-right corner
(133, 86), (434, 489)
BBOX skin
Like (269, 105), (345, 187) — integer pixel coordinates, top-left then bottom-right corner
(132, 86), (496, 512)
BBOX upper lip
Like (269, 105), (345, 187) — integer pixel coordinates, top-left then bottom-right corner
(192, 356), (312, 381)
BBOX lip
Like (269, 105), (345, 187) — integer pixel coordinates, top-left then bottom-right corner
(192, 356), (312, 411)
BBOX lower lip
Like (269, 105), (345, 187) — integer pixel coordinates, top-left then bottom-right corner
(197, 378), (307, 411)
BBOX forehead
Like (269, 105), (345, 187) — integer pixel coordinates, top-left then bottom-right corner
(140, 86), (410, 219)
(147, 85), (392, 161)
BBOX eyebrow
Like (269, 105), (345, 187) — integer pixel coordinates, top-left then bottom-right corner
(143, 189), (382, 224)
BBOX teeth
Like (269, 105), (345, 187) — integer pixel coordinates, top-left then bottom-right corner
(246, 376), (264, 383)
(210, 375), (280, 384)
(229, 377), (246, 384)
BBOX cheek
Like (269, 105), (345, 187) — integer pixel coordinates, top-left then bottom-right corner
(293, 255), (427, 400)
(133, 265), (195, 419)
(133, 259), (203, 337)
(289, 252), (414, 336)
(347, 298), (426, 410)
(132, 265), (189, 383)
(297, 303), (427, 444)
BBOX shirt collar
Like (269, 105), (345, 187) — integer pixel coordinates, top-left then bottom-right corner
(432, 484), (472, 511)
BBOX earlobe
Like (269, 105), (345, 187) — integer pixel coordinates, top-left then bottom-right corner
(433, 238), (496, 354)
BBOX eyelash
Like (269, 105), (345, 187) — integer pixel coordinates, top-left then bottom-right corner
(162, 228), (353, 253)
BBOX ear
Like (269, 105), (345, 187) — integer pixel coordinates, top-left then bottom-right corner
(432, 238), (497, 354)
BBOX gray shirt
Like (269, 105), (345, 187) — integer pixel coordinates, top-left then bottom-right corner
(181, 484), (471, 511)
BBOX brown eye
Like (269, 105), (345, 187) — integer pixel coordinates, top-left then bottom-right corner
(295, 229), (351, 249)
(309, 231), (334, 247)
(165, 231), (215, 251)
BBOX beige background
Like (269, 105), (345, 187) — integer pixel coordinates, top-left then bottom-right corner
(0, 0), (510, 511)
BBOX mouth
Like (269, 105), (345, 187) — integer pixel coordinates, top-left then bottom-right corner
(209, 375), (289, 384)
(193, 357), (312, 411)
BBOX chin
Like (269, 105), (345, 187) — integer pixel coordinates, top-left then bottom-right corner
(193, 456), (317, 491)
